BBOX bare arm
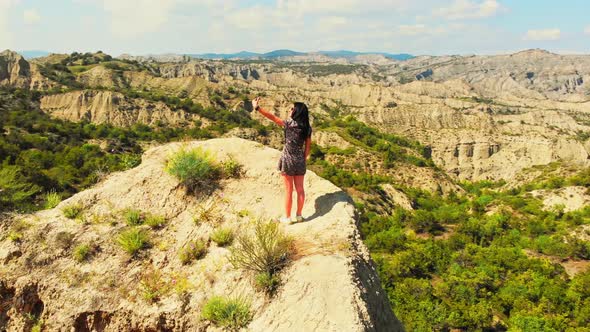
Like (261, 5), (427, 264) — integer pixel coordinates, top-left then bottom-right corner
(304, 137), (311, 160)
(253, 97), (284, 127)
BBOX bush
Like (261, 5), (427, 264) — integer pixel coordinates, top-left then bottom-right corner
(73, 244), (91, 262)
(179, 239), (207, 264)
(254, 272), (281, 295)
(145, 214), (166, 228)
(7, 232), (23, 242)
(117, 229), (150, 256)
(229, 220), (293, 275)
(62, 203), (83, 219)
(44, 189), (62, 209)
(211, 228), (234, 247)
(124, 208), (143, 226)
(220, 156), (243, 178)
(166, 148), (220, 189)
(201, 296), (252, 330)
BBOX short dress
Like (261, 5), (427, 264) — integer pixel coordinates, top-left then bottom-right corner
(278, 119), (311, 176)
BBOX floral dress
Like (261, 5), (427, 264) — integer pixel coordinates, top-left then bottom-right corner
(278, 119), (311, 176)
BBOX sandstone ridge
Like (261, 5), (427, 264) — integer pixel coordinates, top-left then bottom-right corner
(0, 137), (403, 332)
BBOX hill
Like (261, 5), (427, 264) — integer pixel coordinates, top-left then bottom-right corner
(0, 138), (403, 331)
(1, 48), (590, 330)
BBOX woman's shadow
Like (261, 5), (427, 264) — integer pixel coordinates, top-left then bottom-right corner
(306, 191), (353, 222)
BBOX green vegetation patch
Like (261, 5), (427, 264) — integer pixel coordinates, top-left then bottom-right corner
(201, 296), (253, 330)
(117, 229), (150, 256)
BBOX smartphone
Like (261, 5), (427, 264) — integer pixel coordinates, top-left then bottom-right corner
(242, 99), (254, 113)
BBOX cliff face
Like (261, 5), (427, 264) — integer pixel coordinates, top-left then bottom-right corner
(40, 90), (202, 127)
(0, 50), (53, 90)
(7, 49), (590, 181)
(0, 138), (403, 332)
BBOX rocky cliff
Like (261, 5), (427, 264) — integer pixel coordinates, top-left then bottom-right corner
(0, 50), (53, 90)
(0, 138), (403, 331)
(7, 49), (590, 181)
(40, 90), (202, 127)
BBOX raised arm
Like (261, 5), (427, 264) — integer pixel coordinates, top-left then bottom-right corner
(253, 97), (284, 127)
(304, 137), (311, 160)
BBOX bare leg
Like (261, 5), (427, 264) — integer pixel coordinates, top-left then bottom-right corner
(282, 174), (294, 218)
(294, 175), (305, 216)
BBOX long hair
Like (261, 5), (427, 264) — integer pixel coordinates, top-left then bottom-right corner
(291, 102), (311, 140)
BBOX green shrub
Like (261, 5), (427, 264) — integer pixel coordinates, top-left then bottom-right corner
(145, 214), (166, 228)
(124, 208), (143, 226)
(221, 156), (243, 178)
(44, 189), (62, 209)
(62, 203), (83, 219)
(166, 148), (220, 188)
(229, 220), (293, 275)
(211, 228), (234, 247)
(7, 232), (23, 242)
(179, 239), (207, 264)
(254, 272), (281, 295)
(201, 296), (252, 330)
(73, 244), (91, 262)
(117, 229), (150, 256)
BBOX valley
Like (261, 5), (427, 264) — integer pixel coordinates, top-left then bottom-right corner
(1, 48), (590, 331)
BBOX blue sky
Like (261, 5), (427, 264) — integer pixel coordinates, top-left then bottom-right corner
(1, 0), (589, 56)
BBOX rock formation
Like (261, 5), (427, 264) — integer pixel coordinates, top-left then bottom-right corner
(40, 90), (202, 127)
(0, 138), (404, 331)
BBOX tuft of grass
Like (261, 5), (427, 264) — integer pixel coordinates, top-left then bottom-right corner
(254, 272), (281, 295)
(62, 203), (83, 219)
(166, 147), (220, 189)
(7, 232), (23, 242)
(140, 267), (170, 303)
(44, 189), (62, 209)
(229, 220), (293, 276)
(220, 155), (243, 178)
(193, 199), (221, 225)
(73, 244), (91, 262)
(145, 214), (166, 228)
(201, 296), (252, 330)
(117, 229), (150, 256)
(211, 228), (234, 247)
(179, 239), (208, 265)
(31, 319), (44, 332)
(124, 208), (143, 226)
(171, 272), (192, 295)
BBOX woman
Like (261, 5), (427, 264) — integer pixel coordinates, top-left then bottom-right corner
(252, 97), (312, 224)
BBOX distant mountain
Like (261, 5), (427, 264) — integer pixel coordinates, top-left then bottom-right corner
(262, 49), (306, 58)
(187, 49), (414, 61)
(189, 51), (261, 60)
(19, 50), (51, 59)
(318, 50), (414, 61)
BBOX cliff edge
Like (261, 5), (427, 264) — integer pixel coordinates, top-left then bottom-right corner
(0, 137), (403, 331)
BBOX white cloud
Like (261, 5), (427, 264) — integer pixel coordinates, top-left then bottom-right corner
(523, 29), (561, 41)
(585, 25), (590, 36)
(23, 9), (41, 24)
(0, 0), (20, 48)
(102, 0), (176, 38)
(433, 0), (502, 20)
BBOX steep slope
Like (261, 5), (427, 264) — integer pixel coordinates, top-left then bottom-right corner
(40, 90), (202, 127)
(0, 138), (403, 331)
(0, 50), (53, 90)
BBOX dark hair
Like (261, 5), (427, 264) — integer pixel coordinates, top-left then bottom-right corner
(291, 102), (311, 139)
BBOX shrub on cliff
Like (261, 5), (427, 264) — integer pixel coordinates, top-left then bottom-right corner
(166, 147), (220, 189)
(201, 296), (252, 330)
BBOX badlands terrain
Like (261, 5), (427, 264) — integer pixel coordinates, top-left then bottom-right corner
(1, 48), (590, 331)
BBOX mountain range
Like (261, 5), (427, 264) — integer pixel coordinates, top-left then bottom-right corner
(19, 49), (414, 61)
